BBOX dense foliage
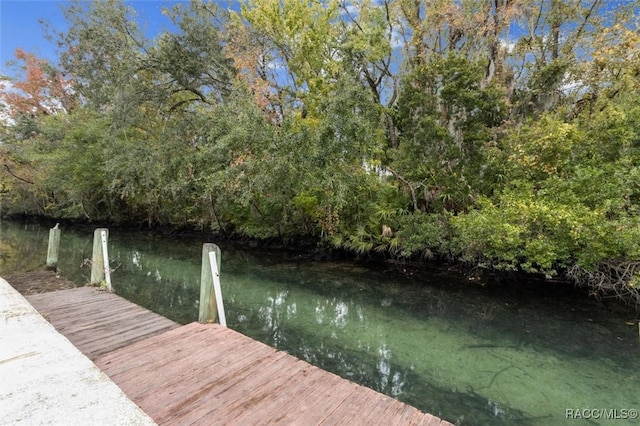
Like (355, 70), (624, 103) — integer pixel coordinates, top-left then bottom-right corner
(1, 0), (639, 306)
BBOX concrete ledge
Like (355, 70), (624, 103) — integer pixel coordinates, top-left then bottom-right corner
(0, 278), (156, 425)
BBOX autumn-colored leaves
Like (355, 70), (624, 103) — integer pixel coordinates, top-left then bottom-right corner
(2, 49), (77, 119)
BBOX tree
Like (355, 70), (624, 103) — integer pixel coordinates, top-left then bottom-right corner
(392, 54), (506, 213)
(57, 0), (148, 119)
(231, 0), (342, 121)
(510, 0), (607, 115)
(0, 49), (78, 216)
(148, 1), (235, 111)
(2, 0), (639, 306)
(1, 49), (76, 119)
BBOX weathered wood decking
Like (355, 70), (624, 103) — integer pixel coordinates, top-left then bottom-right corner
(26, 287), (179, 359)
(26, 287), (452, 425)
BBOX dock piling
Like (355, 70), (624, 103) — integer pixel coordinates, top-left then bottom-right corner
(90, 228), (112, 291)
(199, 243), (225, 326)
(46, 223), (61, 270)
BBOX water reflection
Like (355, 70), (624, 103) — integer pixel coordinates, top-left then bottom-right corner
(1, 220), (638, 426)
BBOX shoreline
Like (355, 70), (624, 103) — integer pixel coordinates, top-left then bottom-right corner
(3, 214), (639, 315)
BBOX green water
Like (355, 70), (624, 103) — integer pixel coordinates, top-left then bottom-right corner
(1, 220), (638, 425)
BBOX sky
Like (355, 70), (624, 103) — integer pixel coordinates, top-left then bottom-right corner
(0, 0), (240, 79)
(1, 1), (68, 76)
(1, 0), (637, 80)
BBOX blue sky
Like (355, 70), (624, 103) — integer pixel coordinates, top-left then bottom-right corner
(1, 1), (69, 75)
(2, 0), (636, 80)
(0, 0), (240, 78)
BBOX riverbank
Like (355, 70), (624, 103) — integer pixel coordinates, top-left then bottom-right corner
(3, 214), (639, 314)
(4, 214), (639, 313)
(2, 269), (78, 295)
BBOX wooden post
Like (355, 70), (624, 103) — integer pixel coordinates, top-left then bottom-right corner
(90, 228), (112, 292)
(199, 243), (225, 325)
(46, 223), (61, 270)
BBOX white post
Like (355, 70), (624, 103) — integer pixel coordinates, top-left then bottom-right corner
(209, 250), (226, 327)
(199, 243), (224, 324)
(101, 229), (112, 292)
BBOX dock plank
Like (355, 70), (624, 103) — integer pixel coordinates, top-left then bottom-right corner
(167, 351), (297, 425)
(315, 383), (381, 425)
(224, 361), (326, 425)
(26, 287), (179, 359)
(26, 286), (454, 426)
(228, 363), (328, 425)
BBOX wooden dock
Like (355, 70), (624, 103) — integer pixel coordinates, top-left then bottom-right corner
(26, 287), (179, 359)
(26, 286), (452, 425)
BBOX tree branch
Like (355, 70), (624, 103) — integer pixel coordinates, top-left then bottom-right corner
(4, 164), (34, 184)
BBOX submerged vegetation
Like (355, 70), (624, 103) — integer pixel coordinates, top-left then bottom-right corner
(1, 0), (639, 307)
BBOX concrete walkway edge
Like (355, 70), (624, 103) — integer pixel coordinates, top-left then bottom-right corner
(0, 277), (157, 425)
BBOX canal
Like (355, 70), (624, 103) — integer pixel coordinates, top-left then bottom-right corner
(1, 219), (638, 425)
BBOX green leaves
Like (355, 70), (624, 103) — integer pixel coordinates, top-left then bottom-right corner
(2, 0), (640, 305)
(451, 190), (602, 276)
(393, 54), (506, 213)
(59, 0), (147, 112)
(451, 94), (640, 292)
(152, 1), (235, 108)
(239, 0), (340, 113)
